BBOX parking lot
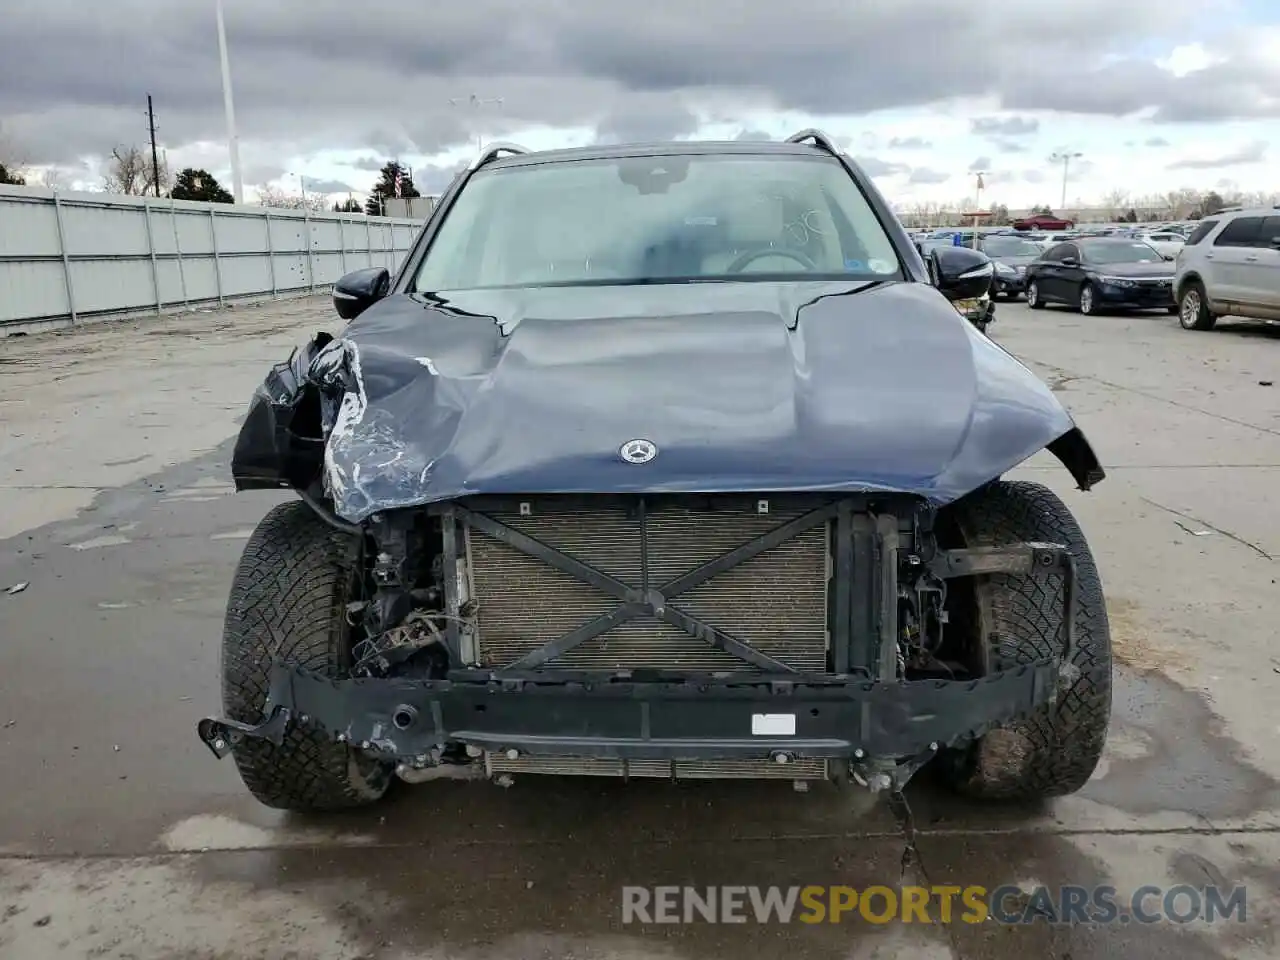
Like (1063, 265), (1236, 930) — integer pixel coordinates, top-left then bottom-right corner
(1, 296), (1278, 959)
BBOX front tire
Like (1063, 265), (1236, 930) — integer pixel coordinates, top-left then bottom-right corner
(1178, 280), (1216, 330)
(221, 500), (392, 811)
(943, 481), (1113, 801)
(1026, 281), (1045, 310)
(1078, 282), (1099, 315)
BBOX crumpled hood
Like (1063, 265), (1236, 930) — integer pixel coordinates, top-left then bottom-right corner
(317, 280), (1076, 522)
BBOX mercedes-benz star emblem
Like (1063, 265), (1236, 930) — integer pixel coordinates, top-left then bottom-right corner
(619, 439), (658, 464)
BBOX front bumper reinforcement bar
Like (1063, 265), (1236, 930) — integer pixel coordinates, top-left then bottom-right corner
(199, 658), (1059, 765)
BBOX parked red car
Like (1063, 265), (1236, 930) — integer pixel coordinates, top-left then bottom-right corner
(1012, 214), (1075, 231)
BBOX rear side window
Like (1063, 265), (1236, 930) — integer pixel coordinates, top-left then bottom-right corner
(1183, 220), (1217, 245)
(1043, 243), (1072, 261)
(1213, 216), (1264, 247)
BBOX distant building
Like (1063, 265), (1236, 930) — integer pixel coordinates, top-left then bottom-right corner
(380, 196), (438, 219)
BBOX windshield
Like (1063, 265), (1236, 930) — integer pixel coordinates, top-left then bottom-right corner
(410, 154), (902, 292)
(1080, 240), (1163, 264)
(982, 237), (1044, 258)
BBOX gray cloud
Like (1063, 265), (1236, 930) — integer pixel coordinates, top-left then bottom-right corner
(1145, 136), (1171, 147)
(907, 167), (949, 185)
(1023, 170), (1047, 183)
(0, 0), (1258, 170)
(969, 156), (992, 172)
(888, 136), (932, 149)
(243, 163), (286, 185)
(734, 128), (774, 141)
(994, 138), (1028, 154)
(853, 156), (909, 178)
(593, 96), (700, 144)
(970, 116), (1040, 137)
(409, 159), (471, 196)
(1167, 140), (1267, 169)
(303, 178), (355, 194)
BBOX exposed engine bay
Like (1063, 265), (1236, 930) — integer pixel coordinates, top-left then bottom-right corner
(215, 490), (1073, 791)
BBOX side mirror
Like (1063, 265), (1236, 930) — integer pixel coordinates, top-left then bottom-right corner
(929, 246), (993, 301)
(1271, 236), (1280, 249)
(1060, 256), (1079, 268)
(1164, 254), (1175, 261)
(333, 267), (391, 321)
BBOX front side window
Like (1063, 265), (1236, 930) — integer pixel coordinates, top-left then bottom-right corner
(411, 154), (902, 292)
(1256, 216), (1280, 247)
(1213, 216), (1264, 247)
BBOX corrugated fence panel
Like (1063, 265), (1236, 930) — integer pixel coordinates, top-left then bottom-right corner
(0, 184), (420, 330)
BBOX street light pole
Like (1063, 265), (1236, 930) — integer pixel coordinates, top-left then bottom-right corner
(215, 0), (244, 204)
(1050, 151), (1082, 213)
(972, 170), (986, 247)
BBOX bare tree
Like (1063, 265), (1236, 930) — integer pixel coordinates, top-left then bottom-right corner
(256, 184), (328, 211)
(1161, 188), (1203, 219)
(1101, 189), (1130, 220)
(102, 144), (170, 196)
(39, 168), (66, 190)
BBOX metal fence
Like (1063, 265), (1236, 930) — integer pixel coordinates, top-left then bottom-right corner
(0, 184), (423, 334)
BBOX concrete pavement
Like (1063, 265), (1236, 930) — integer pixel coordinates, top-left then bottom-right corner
(0, 296), (1278, 959)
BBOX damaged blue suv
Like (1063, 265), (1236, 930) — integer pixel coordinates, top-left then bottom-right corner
(199, 131), (1112, 811)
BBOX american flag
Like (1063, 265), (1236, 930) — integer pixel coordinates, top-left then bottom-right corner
(393, 167), (403, 198)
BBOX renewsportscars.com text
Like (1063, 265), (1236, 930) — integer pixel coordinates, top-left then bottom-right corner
(621, 884), (1247, 926)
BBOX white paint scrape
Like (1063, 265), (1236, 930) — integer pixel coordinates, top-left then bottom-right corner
(159, 814), (376, 852)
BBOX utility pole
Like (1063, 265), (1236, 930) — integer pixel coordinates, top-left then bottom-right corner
(215, 0), (244, 203)
(1050, 151), (1083, 212)
(147, 95), (162, 197)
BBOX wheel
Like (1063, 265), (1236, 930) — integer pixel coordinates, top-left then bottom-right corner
(942, 481), (1112, 801)
(1026, 281), (1045, 310)
(1178, 280), (1216, 330)
(1077, 282), (1098, 315)
(221, 500), (392, 811)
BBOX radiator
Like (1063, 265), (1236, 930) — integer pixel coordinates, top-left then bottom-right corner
(462, 498), (831, 672)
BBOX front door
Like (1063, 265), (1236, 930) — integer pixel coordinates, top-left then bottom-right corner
(1235, 215), (1280, 318)
(1207, 215), (1264, 306)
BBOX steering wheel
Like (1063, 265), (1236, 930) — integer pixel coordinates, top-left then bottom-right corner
(725, 247), (818, 274)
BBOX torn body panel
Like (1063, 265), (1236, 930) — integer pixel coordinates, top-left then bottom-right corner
(229, 279), (1104, 522)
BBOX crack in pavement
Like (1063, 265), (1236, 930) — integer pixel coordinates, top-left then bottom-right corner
(1030, 359), (1280, 439)
(1140, 496), (1275, 561)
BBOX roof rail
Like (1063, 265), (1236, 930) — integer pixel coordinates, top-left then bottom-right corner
(785, 129), (841, 155)
(469, 142), (531, 171)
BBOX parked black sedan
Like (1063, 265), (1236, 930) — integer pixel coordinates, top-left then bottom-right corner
(975, 234), (1045, 300)
(1025, 237), (1177, 315)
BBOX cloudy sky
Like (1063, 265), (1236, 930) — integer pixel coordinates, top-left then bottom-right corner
(1, 0), (1277, 209)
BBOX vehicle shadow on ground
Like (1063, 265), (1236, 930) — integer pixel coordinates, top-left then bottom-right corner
(1204, 321), (1280, 340)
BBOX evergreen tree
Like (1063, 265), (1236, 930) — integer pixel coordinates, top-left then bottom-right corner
(170, 168), (234, 203)
(365, 161), (419, 215)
